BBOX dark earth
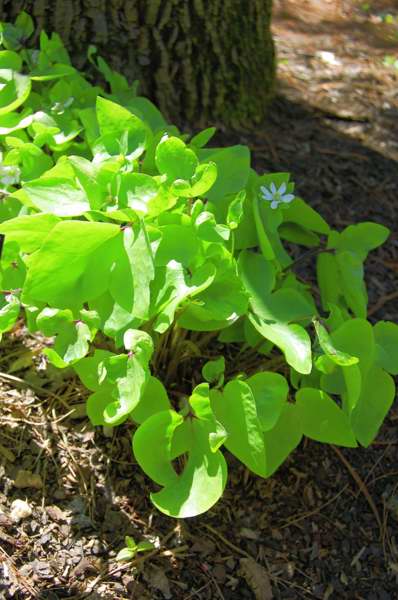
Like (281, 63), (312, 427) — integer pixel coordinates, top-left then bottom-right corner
(1, 1), (398, 598)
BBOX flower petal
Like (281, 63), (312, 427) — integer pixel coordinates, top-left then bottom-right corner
(279, 182), (287, 195)
(271, 200), (279, 209)
(261, 189), (273, 201)
(281, 194), (295, 203)
(270, 182), (277, 194)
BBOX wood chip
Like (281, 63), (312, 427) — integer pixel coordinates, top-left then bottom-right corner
(46, 505), (67, 523)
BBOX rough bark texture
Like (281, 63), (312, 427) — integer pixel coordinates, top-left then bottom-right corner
(0, 0), (275, 129)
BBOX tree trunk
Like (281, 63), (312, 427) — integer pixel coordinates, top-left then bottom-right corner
(0, 0), (275, 129)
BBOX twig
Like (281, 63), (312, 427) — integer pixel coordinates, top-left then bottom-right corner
(0, 545), (37, 597)
(184, 582), (211, 599)
(0, 371), (72, 410)
(279, 483), (349, 529)
(331, 445), (382, 535)
(283, 247), (333, 273)
(201, 564), (226, 600)
(202, 524), (252, 559)
(368, 290), (398, 316)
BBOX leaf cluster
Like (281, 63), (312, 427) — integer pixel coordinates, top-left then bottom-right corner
(0, 13), (397, 518)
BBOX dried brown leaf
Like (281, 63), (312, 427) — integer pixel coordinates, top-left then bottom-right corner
(239, 557), (273, 600)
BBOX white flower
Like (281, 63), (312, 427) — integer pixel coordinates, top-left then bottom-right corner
(0, 165), (21, 186)
(260, 182), (295, 209)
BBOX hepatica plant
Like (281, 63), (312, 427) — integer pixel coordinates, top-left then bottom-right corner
(0, 13), (397, 518)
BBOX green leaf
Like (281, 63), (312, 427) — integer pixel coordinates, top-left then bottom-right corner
(103, 332), (153, 424)
(15, 12), (34, 39)
(92, 294), (137, 342)
(211, 380), (266, 476)
(283, 198), (330, 234)
(0, 50), (22, 70)
(0, 240), (26, 290)
(251, 288), (315, 324)
(127, 97), (167, 133)
(0, 69), (31, 115)
(137, 541), (154, 553)
(15, 143), (53, 181)
(109, 224), (155, 319)
(190, 127), (216, 148)
(155, 225), (200, 267)
(118, 173), (159, 213)
(316, 252), (342, 311)
(341, 364), (362, 414)
(202, 356), (225, 386)
(279, 222), (320, 247)
(152, 261), (216, 334)
(23, 220), (120, 308)
(249, 314), (312, 375)
(296, 388), (357, 447)
(123, 328), (153, 353)
(0, 293), (20, 336)
(194, 212), (230, 243)
(68, 156), (103, 210)
(44, 320), (93, 368)
(313, 319), (359, 366)
(73, 349), (113, 391)
(132, 410), (184, 486)
(227, 191), (246, 230)
(172, 162), (217, 198)
(374, 321), (398, 375)
(0, 214), (60, 253)
(21, 178), (90, 217)
(263, 404), (302, 476)
(238, 249), (276, 313)
(200, 145), (250, 203)
(155, 135), (198, 182)
(30, 63), (76, 81)
(87, 387), (118, 426)
(335, 251), (367, 318)
(36, 307), (74, 338)
(116, 548), (136, 562)
(190, 162), (218, 196)
(252, 192), (275, 261)
(330, 222), (390, 260)
(246, 372), (289, 431)
(178, 260), (248, 331)
(130, 376), (171, 424)
(330, 318), (375, 376)
(320, 319), (374, 414)
(96, 96), (147, 159)
(150, 419), (227, 518)
(125, 536), (137, 550)
(351, 366), (395, 447)
(189, 383), (227, 452)
(88, 48), (128, 94)
(0, 111), (33, 135)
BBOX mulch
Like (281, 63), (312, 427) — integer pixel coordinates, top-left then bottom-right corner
(1, 1), (398, 598)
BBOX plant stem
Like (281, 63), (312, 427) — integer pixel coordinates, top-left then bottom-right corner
(283, 247), (334, 273)
(252, 193), (275, 261)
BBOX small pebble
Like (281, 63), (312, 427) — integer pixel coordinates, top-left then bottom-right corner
(10, 499), (32, 523)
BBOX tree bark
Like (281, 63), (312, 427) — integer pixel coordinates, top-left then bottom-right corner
(0, 0), (275, 129)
